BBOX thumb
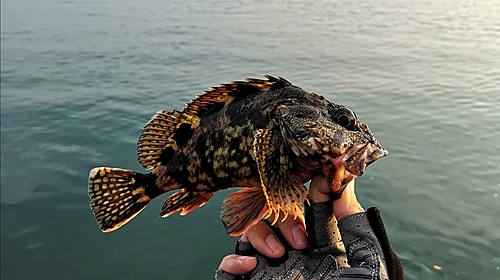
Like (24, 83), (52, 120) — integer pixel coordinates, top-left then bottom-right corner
(217, 254), (257, 276)
(305, 200), (347, 267)
(306, 175), (338, 248)
(305, 200), (338, 248)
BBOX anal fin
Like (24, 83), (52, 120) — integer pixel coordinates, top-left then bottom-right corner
(160, 189), (214, 217)
(220, 187), (269, 237)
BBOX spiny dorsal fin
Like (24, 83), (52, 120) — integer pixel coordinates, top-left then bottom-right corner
(137, 75), (292, 170)
(184, 74), (292, 117)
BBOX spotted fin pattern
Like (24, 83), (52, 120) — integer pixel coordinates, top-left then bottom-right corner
(88, 167), (156, 232)
(253, 129), (309, 225)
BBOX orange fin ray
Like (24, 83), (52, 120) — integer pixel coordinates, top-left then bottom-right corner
(160, 189), (214, 217)
(221, 187), (270, 236)
(254, 129), (309, 225)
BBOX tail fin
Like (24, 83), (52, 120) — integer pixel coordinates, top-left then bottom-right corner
(88, 167), (157, 232)
(221, 187), (270, 237)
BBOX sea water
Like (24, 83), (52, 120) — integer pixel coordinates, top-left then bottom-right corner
(2, 0), (499, 279)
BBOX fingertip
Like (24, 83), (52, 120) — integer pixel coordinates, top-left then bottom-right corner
(245, 221), (285, 258)
(276, 216), (308, 250)
(265, 234), (286, 257)
(236, 256), (257, 271)
(218, 255), (257, 275)
(291, 224), (308, 249)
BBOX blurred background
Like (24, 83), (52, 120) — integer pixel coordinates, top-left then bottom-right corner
(1, 0), (499, 279)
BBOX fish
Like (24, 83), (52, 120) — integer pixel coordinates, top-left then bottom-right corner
(88, 75), (388, 236)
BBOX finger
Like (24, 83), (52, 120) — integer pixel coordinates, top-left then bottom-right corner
(218, 254), (257, 275)
(269, 213), (308, 250)
(344, 179), (355, 192)
(308, 175), (332, 202)
(242, 221), (285, 258)
(333, 180), (364, 221)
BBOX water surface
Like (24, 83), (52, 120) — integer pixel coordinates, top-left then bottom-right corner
(2, 0), (499, 279)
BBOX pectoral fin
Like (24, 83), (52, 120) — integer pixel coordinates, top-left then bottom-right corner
(220, 187), (269, 236)
(253, 129), (309, 225)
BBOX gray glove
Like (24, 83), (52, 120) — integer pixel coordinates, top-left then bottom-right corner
(215, 200), (349, 280)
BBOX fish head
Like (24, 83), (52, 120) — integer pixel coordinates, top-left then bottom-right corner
(279, 102), (388, 196)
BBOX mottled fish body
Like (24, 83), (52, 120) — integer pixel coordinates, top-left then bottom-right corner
(88, 75), (388, 236)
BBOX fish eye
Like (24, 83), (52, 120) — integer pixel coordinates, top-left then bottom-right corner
(338, 114), (351, 127)
(333, 108), (357, 130)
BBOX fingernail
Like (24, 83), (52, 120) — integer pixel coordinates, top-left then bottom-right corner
(237, 256), (255, 265)
(292, 225), (308, 247)
(265, 234), (282, 253)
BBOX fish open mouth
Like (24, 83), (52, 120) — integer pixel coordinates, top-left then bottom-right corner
(321, 142), (388, 197)
(344, 142), (389, 176)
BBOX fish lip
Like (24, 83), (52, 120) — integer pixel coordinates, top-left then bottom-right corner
(319, 142), (388, 194)
(365, 146), (389, 166)
(343, 142), (388, 176)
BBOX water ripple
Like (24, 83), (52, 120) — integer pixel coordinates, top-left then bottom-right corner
(1, 0), (499, 279)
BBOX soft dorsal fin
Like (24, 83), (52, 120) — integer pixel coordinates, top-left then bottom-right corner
(137, 74), (292, 170)
(137, 110), (193, 169)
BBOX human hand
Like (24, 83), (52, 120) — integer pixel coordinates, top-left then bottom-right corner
(218, 176), (362, 276)
(218, 207), (308, 275)
(308, 175), (364, 221)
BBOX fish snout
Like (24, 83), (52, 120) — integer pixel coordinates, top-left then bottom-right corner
(366, 145), (389, 166)
(344, 142), (388, 176)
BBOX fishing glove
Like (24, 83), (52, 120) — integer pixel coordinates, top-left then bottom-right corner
(215, 201), (404, 280)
